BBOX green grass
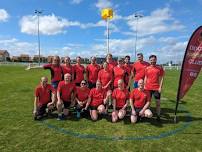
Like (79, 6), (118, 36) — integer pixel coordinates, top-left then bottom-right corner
(0, 65), (202, 152)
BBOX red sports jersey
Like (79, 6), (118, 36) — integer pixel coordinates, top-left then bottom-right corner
(130, 88), (151, 108)
(86, 64), (100, 83)
(132, 61), (150, 81)
(108, 61), (117, 73)
(89, 88), (106, 107)
(76, 87), (90, 102)
(113, 66), (126, 88)
(43, 64), (63, 82)
(98, 69), (113, 90)
(57, 81), (76, 102)
(74, 64), (85, 84)
(112, 88), (129, 108)
(61, 64), (75, 75)
(35, 84), (56, 105)
(144, 65), (164, 90)
(123, 64), (133, 85)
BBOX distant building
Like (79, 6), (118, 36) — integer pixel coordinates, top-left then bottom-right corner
(33, 55), (46, 63)
(0, 50), (10, 62)
(12, 56), (20, 62)
(20, 54), (30, 62)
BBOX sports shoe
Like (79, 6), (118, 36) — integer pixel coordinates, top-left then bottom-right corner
(76, 111), (81, 118)
(57, 115), (64, 121)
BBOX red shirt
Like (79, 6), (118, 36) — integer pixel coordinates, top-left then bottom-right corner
(132, 61), (150, 81)
(130, 89), (151, 108)
(43, 64), (63, 82)
(108, 61), (117, 73)
(89, 88), (106, 107)
(86, 64), (100, 83)
(123, 64), (133, 85)
(61, 64), (75, 76)
(112, 88), (129, 108)
(35, 84), (56, 105)
(57, 81), (76, 102)
(145, 65), (164, 91)
(113, 66), (126, 88)
(74, 64), (85, 84)
(98, 69), (113, 90)
(76, 87), (90, 102)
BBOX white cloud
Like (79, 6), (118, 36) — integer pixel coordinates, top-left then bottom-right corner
(19, 14), (118, 35)
(95, 0), (113, 10)
(19, 14), (82, 35)
(126, 7), (185, 36)
(0, 38), (37, 56)
(70, 0), (83, 4)
(0, 9), (9, 22)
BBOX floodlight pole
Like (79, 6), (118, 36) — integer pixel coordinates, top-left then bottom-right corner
(35, 10), (42, 66)
(106, 18), (110, 54)
(134, 13), (143, 60)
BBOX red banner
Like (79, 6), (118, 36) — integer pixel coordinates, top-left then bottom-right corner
(177, 26), (202, 101)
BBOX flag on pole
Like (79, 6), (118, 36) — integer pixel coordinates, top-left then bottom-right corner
(175, 26), (202, 119)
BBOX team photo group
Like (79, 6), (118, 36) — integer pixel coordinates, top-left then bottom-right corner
(31, 53), (164, 123)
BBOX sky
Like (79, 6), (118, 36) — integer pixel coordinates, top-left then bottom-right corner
(0, 0), (202, 63)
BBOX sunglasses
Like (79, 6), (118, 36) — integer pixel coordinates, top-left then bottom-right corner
(81, 83), (86, 85)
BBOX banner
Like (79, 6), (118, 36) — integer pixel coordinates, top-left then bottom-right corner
(177, 26), (202, 101)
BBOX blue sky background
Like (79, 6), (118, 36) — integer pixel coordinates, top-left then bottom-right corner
(0, 0), (202, 63)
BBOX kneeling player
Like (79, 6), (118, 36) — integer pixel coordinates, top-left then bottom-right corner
(75, 80), (90, 118)
(84, 81), (111, 121)
(57, 73), (76, 120)
(130, 79), (153, 124)
(33, 77), (56, 120)
(112, 79), (129, 122)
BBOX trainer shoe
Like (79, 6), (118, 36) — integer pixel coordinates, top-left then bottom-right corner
(57, 115), (64, 121)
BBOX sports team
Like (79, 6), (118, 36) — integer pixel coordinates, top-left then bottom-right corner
(31, 53), (164, 123)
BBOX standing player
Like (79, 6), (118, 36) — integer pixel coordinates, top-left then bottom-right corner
(123, 55), (133, 90)
(57, 73), (76, 120)
(98, 62), (113, 107)
(74, 56), (85, 86)
(33, 77), (56, 120)
(75, 80), (90, 118)
(132, 53), (150, 88)
(84, 81), (111, 121)
(144, 55), (164, 121)
(113, 57), (127, 89)
(61, 56), (75, 81)
(106, 53), (117, 73)
(86, 56), (100, 89)
(43, 56), (63, 89)
(112, 79), (129, 123)
(130, 79), (153, 124)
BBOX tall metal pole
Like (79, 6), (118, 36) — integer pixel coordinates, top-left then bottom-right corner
(35, 10), (42, 66)
(134, 13), (143, 61)
(106, 19), (109, 54)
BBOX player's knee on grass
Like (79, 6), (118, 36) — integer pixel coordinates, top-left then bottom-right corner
(112, 111), (118, 122)
(144, 109), (153, 118)
(91, 110), (98, 121)
(131, 115), (137, 123)
(97, 105), (105, 114)
(118, 109), (126, 119)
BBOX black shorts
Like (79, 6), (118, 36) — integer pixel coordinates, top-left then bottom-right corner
(116, 107), (123, 111)
(63, 101), (71, 109)
(149, 90), (161, 100)
(37, 104), (47, 116)
(89, 106), (98, 110)
(88, 82), (96, 89)
(75, 83), (80, 87)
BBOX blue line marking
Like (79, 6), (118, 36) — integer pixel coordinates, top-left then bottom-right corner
(40, 104), (192, 141)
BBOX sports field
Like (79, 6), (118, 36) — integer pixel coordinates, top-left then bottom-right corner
(0, 65), (202, 152)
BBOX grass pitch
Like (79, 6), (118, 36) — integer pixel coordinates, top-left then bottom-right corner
(0, 65), (202, 152)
